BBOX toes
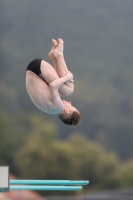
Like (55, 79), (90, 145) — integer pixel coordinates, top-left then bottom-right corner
(58, 38), (64, 43)
(57, 38), (64, 50)
(52, 39), (57, 48)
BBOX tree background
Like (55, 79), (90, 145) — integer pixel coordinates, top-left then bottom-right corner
(1, 0), (133, 194)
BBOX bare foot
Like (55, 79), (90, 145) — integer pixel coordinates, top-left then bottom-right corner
(56, 38), (64, 54)
(48, 39), (57, 60)
(48, 38), (64, 60)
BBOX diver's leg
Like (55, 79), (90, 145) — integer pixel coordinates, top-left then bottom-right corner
(48, 38), (74, 89)
(40, 60), (73, 96)
(48, 38), (69, 77)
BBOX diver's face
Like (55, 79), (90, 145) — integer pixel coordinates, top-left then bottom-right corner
(62, 100), (76, 113)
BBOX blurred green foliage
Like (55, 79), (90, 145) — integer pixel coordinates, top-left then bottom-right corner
(0, 112), (133, 192)
(1, 0), (133, 161)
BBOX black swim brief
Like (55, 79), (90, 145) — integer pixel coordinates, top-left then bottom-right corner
(26, 58), (43, 77)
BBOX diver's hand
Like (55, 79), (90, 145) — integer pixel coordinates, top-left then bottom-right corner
(66, 71), (74, 82)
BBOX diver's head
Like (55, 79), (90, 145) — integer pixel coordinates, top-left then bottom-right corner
(58, 100), (81, 125)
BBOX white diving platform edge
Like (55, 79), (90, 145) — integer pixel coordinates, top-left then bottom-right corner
(0, 166), (9, 192)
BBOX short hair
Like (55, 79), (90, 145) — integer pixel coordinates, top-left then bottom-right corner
(58, 110), (81, 126)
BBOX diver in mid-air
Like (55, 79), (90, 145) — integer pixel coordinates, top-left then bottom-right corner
(26, 38), (81, 125)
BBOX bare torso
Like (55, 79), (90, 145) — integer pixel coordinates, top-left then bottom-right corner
(26, 38), (74, 115)
(26, 71), (64, 115)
